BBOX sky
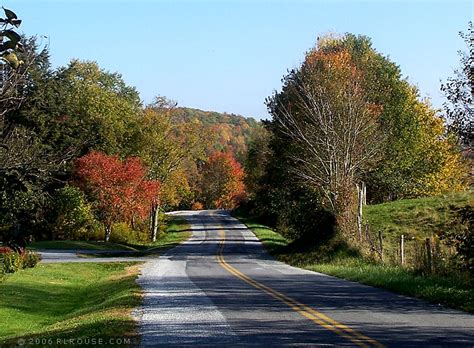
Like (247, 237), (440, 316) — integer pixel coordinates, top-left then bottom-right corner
(3, 0), (473, 120)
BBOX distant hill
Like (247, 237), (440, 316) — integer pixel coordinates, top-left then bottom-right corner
(172, 107), (259, 162)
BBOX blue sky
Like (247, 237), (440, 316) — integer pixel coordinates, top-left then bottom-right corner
(4, 0), (473, 120)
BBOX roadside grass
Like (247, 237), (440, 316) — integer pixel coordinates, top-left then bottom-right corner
(29, 216), (192, 257)
(0, 262), (142, 346)
(235, 209), (474, 313)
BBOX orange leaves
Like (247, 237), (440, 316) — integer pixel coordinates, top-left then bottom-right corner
(74, 151), (160, 225)
(199, 151), (247, 210)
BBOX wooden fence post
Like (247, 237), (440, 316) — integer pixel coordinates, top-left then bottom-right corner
(400, 234), (405, 266)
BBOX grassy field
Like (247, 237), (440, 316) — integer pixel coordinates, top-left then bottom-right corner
(0, 262), (142, 346)
(236, 192), (474, 313)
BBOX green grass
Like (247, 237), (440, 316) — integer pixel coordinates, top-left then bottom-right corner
(236, 207), (474, 313)
(0, 216), (192, 345)
(0, 262), (142, 346)
(364, 191), (473, 239)
(364, 191), (473, 267)
(29, 216), (192, 256)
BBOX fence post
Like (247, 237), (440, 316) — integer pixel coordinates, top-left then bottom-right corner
(400, 234), (405, 266)
(425, 237), (432, 273)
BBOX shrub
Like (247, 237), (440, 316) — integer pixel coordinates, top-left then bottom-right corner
(109, 222), (149, 244)
(192, 202), (204, 210)
(3, 251), (23, 273)
(22, 251), (41, 269)
(440, 205), (473, 275)
(0, 246), (13, 254)
(51, 186), (98, 240)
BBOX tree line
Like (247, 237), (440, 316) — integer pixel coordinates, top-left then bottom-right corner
(0, 8), (249, 244)
(0, 8), (471, 248)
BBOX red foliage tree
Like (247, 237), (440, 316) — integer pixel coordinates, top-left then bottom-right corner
(199, 151), (247, 209)
(74, 151), (159, 241)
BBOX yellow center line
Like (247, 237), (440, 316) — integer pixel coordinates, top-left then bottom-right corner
(216, 229), (385, 348)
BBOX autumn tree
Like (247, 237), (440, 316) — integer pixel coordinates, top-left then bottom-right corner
(317, 34), (466, 201)
(266, 48), (382, 238)
(74, 151), (159, 242)
(129, 96), (210, 241)
(198, 152), (246, 209)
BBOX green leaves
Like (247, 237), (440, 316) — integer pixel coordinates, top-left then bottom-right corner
(0, 8), (23, 69)
(3, 29), (21, 44)
(1, 8), (21, 28)
(1, 51), (22, 69)
(3, 8), (17, 20)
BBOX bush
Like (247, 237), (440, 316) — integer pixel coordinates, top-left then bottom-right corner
(51, 186), (98, 240)
(3, 251), (23, 273)
(22, 251), (41, 269)
(0, 250), (41, 275)
(110, 222), (149, 244)
(192, 202), (204, 210)
(440, 205), (473, 275)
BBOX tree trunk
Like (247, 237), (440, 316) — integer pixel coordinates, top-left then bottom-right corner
(105, 224), (111, 242)
(150, 203), (160, 242)
(357, 183), (363, 241)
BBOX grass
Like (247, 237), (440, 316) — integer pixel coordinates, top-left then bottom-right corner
(0, 262), (142, 346)
(235, 203), (474, 313)
(0, 215), (192, 345)
(364, 192), (473, 260)
(29, 216), (192, 257)
(364, 191), (472, 239)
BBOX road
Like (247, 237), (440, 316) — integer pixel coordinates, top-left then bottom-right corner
(135, 210), (474, 347)
(38, 249), (154, 263)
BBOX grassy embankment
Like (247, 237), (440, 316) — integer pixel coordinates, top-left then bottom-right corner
(237, 192), (473, 313)
(0, 217), (191, 346)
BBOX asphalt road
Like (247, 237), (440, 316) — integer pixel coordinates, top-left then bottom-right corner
(38, 249), (153, 263)
(135, 210), (474, 347)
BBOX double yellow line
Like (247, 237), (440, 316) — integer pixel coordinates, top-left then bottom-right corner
(216, 230), (384, 348)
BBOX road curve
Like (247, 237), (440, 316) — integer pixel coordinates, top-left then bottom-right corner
(135, 210), (474, 347)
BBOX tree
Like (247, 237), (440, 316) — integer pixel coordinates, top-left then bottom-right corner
(0, 7), (25, 117)
(17, 60), (142, 156)
(297, 33), (466, 202)
(244, 123), (272, 200)
(441, 21), (473, 148)
(74, 151), (159, 241)
(198, 151), (246, 209)
(129, 97), (211, 240)
(50, 185), (96, 240)
(0, 11), (72, 239)
(266, 48), (382, 238)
